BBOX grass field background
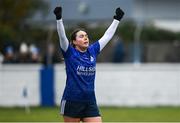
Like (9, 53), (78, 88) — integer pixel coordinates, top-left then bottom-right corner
(1, 106), (180, 122)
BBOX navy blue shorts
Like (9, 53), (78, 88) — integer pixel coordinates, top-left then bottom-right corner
(60, 100), (101, 118)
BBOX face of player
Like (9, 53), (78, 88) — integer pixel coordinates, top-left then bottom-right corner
(73, 30), (89, 52)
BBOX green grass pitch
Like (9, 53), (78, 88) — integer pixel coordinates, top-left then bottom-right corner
(0, 106), (180, 122)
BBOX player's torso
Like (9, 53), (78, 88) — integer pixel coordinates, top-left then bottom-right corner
(63, 47), (97, 101)
(66, 48), (97, 84)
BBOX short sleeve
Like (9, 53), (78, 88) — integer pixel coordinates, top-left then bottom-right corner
(89, 41), (100, 57)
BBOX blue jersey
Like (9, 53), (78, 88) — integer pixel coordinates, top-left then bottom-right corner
(61, 41), (100, 102)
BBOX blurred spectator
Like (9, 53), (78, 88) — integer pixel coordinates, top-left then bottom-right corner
(112, 36), (125, 63)
(3, 45), (16, 63)
(29, 44), (41, 63)
(18, 43), (29, 63)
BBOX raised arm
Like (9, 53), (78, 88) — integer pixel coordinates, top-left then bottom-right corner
(54, 7), (69, 52)
(99, 8), (124, 51)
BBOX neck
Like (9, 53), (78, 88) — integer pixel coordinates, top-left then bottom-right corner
(75, 46), (87, 52)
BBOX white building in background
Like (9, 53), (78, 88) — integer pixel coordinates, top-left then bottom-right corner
(154, 20), (180, 32)
(133, 0), (180, 32)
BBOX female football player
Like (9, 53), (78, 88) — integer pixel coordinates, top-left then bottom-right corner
(54, 6), (124, 122)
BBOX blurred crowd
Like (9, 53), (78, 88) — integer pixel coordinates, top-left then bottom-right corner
(0, 42), (61, 65)
(1, 43), (41, 64)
